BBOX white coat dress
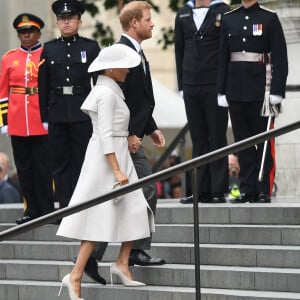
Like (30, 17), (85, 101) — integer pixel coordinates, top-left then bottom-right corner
(56, 75), (154, 242)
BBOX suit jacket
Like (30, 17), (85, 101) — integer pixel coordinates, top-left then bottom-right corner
(118, 36), (157, 138)
(174, 2), (230, 90)
(0, 180), (22, 203)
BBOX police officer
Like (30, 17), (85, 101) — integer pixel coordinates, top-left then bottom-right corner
(38, 0), (100, 208)
(174, 0), (230, 204)
(217, 0), (288, 203)
(0, 13), (54, 223)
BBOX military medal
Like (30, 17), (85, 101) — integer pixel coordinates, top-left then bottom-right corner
(81, 51), (87, 63)
(215, 14), (221, 27)
(253, 24), (263, 36)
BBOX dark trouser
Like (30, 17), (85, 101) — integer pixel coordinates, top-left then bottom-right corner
(183, 84), (229, 196)
(228, 101), (275, 196)
(93, 146), (157, 261)
(49, 121), (92, 208)
(11, 135), (54, 217)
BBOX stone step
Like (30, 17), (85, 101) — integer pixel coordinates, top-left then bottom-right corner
(2, 241), (300, 269)
(2, 200), (300, 225)
(0, 280), (195, 300)
(2, 260), (300, 293)
(2, 280), (300, 300)
(2, 222), (300, 246)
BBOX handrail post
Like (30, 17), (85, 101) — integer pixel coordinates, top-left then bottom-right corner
(192, 167), (201, 299)
(179, 134), (186, 197)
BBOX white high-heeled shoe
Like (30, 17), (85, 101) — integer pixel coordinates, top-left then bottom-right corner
(110, 263), (146, 287)
(58, 273), (84, 300)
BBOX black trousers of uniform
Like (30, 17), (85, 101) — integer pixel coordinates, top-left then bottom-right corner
(92, 146), (157, 261)
(183, 84), (229, 197)
(49, 121), (92, 208)
(11, 135), (54, 217)
(228, 101), (275, 196)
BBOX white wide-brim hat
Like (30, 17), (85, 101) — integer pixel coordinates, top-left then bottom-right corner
(88, 44), (141, 73)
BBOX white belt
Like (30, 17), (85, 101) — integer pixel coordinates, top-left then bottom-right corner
(112, 130), (128, 137)
(230, 52), (270, 64)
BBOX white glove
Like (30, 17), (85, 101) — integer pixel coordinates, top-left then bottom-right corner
(0, 125), (8, 136)
(42, 122), (48, 131)
(179, 90), (184, 98)
(270, 94), (283, 105)
(218, 94), (229, 107)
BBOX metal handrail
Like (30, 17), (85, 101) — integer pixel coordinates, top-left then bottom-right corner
(1, 120), (300, 300)
(152, 123), (189, 172)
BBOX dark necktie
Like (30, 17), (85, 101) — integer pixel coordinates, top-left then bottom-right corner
(139, 49), (146, 74)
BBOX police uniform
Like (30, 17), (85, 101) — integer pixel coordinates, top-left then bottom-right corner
(217, 2), (288, 202)
(0, 13), (54, 223)
(174, 0), (230, 202)
(38, 0), (100, 208)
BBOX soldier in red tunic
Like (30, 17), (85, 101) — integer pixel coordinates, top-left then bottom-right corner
(0, 13), (54, 224)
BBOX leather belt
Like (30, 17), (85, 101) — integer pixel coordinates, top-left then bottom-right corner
(230, 52), (271, 64)
(50, 86), (88, 95)
(11, 86), (38, 95)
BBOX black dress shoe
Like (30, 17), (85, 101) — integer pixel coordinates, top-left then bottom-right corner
(129, 249), (166, 266)
(229, 193), (256, 203)
(16, 215), (34, 225)
(253, 193), (271, 203)
(180, 195), (193, 204)
(73, 256), (106, 285)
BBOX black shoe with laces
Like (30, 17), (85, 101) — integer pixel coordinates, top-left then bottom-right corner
(73, 256), (106, 285)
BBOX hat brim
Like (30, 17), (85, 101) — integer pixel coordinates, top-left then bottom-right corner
(88, 44), (141, 73)
(17, 25), (40, 32)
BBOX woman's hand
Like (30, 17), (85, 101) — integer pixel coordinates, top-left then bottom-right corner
(114, 169), (129, 186)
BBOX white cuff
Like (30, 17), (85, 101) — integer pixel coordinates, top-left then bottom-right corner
(217, 94), (229, 107)
(270, 94), (283, 105)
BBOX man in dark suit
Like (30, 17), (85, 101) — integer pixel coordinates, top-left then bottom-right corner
(217, 0), (288, 203)
(174, 0), (230, 204)
(0, 152), (22, 204)
(38, 0), (100, 209)
(84, 1), (166, 284)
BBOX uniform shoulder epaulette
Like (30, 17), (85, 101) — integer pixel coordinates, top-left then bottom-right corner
(2, 48), (18, 57)
(259, 5), (275, 14)
(178, 6), (191, 18)
(225, 6), (240, 15)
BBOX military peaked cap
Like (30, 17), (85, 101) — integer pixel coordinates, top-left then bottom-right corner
(52, 0), (85, 17)
(13, 13), (44, 32)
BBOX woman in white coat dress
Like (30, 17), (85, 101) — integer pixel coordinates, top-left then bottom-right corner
(57, 44), (154, 300)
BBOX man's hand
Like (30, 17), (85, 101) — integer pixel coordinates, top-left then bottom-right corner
(43, 122), (48, 131)
(0, 125), (8, 136)
(150, 129), (165, 148)
(128, 135), (142, 153)
(270, 94), (283, 105)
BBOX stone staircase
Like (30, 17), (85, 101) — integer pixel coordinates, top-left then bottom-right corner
(1, 198), (300, 300)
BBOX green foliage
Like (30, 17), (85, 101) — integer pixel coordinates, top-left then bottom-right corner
(158, 27), (174, 50)
(168, 0), (186, 12)
(83, 0), (243, 49)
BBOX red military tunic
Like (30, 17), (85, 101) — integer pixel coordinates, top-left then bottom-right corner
(0, 43), (47, 136)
